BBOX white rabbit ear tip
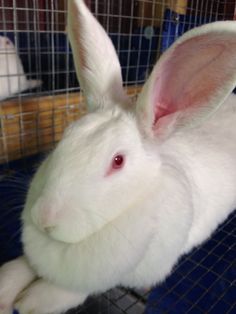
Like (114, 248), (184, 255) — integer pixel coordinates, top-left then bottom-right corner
(67, 0), (128, 111)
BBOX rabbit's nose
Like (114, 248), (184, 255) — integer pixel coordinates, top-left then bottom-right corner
(31, 200), (57, 231)
(38, 211), (57, 231)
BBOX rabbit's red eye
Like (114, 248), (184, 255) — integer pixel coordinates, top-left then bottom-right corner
(106, 154), (125, 177)
(112, 155), (124, 169)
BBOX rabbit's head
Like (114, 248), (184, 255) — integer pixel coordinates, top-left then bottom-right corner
(23, 0), (236, 246)
(24, 106), (160, 244)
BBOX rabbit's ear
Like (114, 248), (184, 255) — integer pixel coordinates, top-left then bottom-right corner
(136, 22), (236, 138)
(67, 0), (129, 111)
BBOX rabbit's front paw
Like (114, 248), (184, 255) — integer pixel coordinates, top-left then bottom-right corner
(15, 279), (86, 314)
(0, 275), (13, 314)
(0, 304), (12, 314)
(15, 281), (57, 314)
(0, 263), (20, 314)
(0, 293), (13, 314)
(0, 257), (36, 314)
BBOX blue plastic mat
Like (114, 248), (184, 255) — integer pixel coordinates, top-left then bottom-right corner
(146, 211), (236, 314)
(0, 155), (43, 265)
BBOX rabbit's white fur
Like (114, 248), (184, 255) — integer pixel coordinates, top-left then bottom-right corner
(0, 1), (236, 313)
(21, 94), (236, 292)
(0, 36), (41, 100)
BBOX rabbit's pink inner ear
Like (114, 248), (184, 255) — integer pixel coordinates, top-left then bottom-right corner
(153, 102), (176, 124)
(151, 33), (236, 130)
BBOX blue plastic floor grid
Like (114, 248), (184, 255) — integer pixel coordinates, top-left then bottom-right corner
(0, 156), (235, 314)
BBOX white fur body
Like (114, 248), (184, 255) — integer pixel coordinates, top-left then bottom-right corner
(21, 93), (236, 293)
(0, 1), (236, 313)
(0, 36), (41, 100)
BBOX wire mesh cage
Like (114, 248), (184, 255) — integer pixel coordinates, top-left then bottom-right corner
(1, 0), (236, 163)
(0, 1), (236, 313)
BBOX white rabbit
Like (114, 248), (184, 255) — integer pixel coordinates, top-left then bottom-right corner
(0, 36), (41, 101)
(0, 0), (236, 313)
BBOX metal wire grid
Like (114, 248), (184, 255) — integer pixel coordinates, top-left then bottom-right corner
(0, 0), (235, 164)
(0, 0), (74, 97)
(0, 0), (234, 97)
(0, 0), (235, 165)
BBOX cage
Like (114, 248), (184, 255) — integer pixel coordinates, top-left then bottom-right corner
(0, 0), (235, 313)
